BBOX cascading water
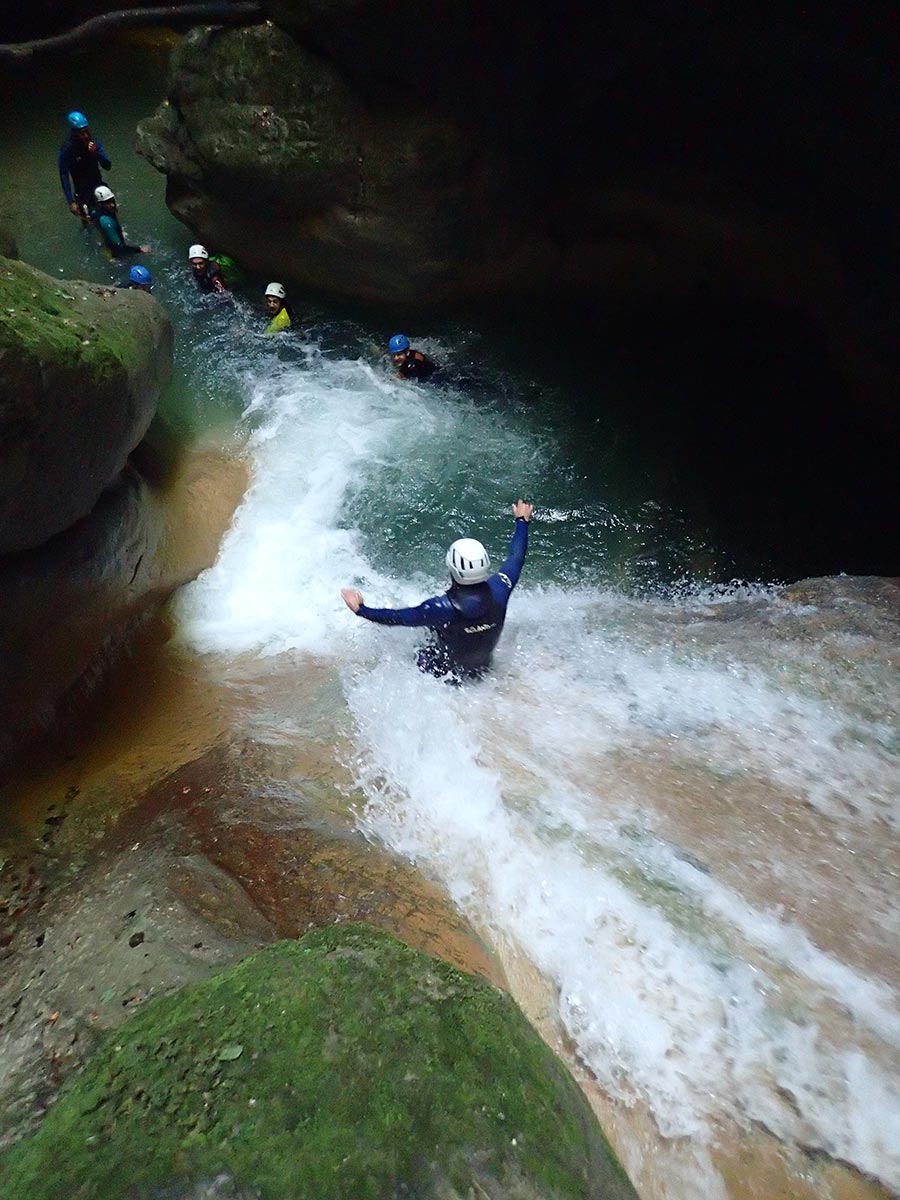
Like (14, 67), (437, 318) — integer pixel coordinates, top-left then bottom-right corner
(176, 355), (900, 1196)
(3, 39), (898, 1197)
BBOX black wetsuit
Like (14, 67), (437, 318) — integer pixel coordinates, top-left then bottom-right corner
(397, 350), (436, 380)
(357, 518), (529, 677)
(193, 261), (226, 293)
(59, 133), (111, 213)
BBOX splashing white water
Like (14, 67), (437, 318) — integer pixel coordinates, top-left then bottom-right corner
(177, 358), (900, 1193)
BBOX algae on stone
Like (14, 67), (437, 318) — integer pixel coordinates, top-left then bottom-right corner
(0, 254), (171, 554)
(0, 924), (637, 1200)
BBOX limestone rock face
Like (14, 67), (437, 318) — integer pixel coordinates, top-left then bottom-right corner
(137, 4), (897, 404)
(138, 22), (535, 303)
(0, 469), (164, 766)
(0, 924), (638, 1199)
(0, 256), (172, 554)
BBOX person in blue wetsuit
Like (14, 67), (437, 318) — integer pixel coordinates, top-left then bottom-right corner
(341, 501), (533, 678)
(59, 111), (111, 221)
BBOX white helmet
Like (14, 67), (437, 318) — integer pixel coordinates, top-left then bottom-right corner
(265, 281), (286, 299)
(446, 538), (491, 585)
(188, 244), (209, 260)
(94, 185), (115, 203)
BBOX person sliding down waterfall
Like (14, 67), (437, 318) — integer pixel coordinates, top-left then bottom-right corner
(341, 501), (533, 680)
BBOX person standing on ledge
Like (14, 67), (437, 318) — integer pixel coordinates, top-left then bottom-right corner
(388, 333), (436, 380)
(341, 501), (533, 679)
(59, 111), (110, 221)
(264, 282), (296, 333)
(188, 244), (227, 293)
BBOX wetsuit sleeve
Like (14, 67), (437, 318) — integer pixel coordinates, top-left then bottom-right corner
(495, 518), (529, 589)
(357, 594), (455, 629)
(58, 146), (73, 203)
(94, 140), (111, 170)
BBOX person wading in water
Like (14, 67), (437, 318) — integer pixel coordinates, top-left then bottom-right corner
(59, 110), (110, 222)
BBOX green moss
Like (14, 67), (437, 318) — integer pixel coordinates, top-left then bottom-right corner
(0, 925), (636, 1200)
(0, 257), (147, 384)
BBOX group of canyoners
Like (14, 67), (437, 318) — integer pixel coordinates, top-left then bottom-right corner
(60, 109), (533, 679)
(59, 110), (438, 369)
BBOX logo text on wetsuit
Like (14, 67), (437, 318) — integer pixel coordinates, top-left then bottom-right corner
(464, 622), (497, 634)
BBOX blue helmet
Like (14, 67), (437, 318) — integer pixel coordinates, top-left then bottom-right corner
(389, 333), (410, 354)
(129, 265), (152, 287)
(67, 111), (89, 130)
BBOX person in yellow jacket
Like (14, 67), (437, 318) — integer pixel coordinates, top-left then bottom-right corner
(264, 282), (296, 334)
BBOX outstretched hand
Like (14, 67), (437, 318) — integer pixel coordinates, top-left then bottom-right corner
(341, 588), (364, 613)
(512, 500), (533, 522)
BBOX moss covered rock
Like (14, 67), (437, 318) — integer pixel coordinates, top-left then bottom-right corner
(0, 255), (171, 554)
(0, 925), (636, 1200)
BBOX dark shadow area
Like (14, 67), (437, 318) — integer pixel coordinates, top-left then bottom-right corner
(471, 292), (899, 583)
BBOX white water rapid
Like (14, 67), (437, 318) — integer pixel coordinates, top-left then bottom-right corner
(176, 354), (900, 1197)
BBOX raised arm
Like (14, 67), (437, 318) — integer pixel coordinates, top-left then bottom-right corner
(341, 589), (454, 629)
(496, 500), (532, 588)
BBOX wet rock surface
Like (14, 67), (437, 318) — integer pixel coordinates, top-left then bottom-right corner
(0, 469), (165, 768)
(0, 923), (636, 1199)
(0, 741), (506, 1158)
(0, 255), (172, 555)
(0, 445), (248, 775)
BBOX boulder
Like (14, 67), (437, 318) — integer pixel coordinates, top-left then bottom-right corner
(0, 468), (164, 767)
(0, 256), (172, 554)
(138, 23), (537, 304)
(137, 5), (898, 407)
(0, 924), (637, 1199)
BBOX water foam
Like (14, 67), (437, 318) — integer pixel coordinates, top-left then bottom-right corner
(177, 359), (900, 1191)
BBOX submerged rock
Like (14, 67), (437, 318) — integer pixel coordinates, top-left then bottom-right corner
(0, 924), (636, 1199)
(0, 255), (171, 554)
